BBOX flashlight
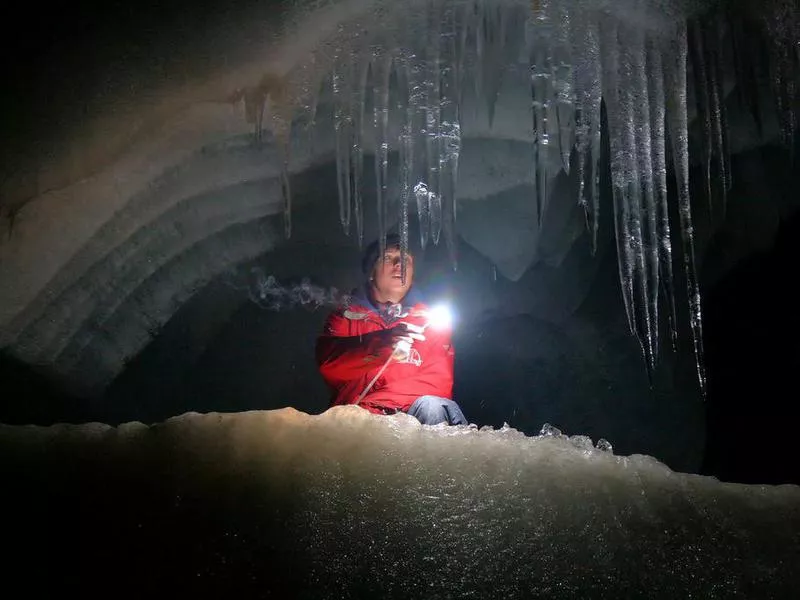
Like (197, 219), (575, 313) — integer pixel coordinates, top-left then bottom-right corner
(425, 304), (453, 331)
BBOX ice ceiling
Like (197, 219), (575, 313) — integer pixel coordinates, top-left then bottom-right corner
(0, 0), (797, 397)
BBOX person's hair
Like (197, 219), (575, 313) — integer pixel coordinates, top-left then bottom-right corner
(361, 233), (413, 276)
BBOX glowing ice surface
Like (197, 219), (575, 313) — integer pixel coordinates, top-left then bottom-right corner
(3, 407), (799, 597)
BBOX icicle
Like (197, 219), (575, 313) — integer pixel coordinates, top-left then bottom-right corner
(276, 125), (293, 239)
(454, 0), (471, 108)
(688, 20), (713, 218)
(764, 0), (799, 154)
(728, 7), (764, 136)
(480, 2), (522, 127)
(406, 57), (429, 249)
(398, 56), (415, 284)
(647, 37), (679, 352)
(332, 62), (352, 235)
(570, 12), (602, 253)
(414, 182), (431, 247)
(631, 28), (659, 370)
(529, 9), (553, 228)
(425, 3), (443, 245)
(430, 190), (442, 246)
(440, 0), (461, 268)
(703, 18), (731, 213)
(372, 47), (392, 257)
(243, 87), (266, 144)
(350, 51), (370, 248)
(550, 4), (574, 174)
(600, 16), (636, 338)
(664, 21), (707, 396)
(473, 0), (485, 118)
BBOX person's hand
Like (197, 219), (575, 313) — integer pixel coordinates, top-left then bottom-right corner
(386, 323), (426, 361)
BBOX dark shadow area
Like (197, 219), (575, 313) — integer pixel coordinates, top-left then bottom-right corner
(0, 352), (97, 425)
(702, 207), (800, 485)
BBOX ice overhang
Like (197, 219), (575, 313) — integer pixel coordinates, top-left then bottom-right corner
(0, 0), (796, 396)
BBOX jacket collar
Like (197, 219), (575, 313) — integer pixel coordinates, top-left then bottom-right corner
(348, 284), (424, 324)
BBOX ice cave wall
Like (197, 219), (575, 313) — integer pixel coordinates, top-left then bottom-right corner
(0, 0), (797, 435)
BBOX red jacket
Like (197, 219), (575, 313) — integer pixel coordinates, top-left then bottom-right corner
(316, 290), (455, 414)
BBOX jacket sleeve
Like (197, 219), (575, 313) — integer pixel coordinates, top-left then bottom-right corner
(315, 312), (392, 388)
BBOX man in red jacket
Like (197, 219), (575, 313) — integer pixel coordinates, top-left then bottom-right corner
(316, 234), (467, 425)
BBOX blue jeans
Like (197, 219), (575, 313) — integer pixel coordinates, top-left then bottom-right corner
(407, 396), (468, 426)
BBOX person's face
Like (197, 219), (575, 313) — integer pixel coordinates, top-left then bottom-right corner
(371, 247), (414, 301)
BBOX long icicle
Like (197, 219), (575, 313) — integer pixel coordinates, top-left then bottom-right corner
(571, 11), (602, 254)
(728, 5), (764, 136)
(269, 107), (293, 240)
(551, 3), (574, 175)
(621, 25), (655, 372)
(332, 60), (352, 235)
(703, 17), (730, 215)
(372, 46), (393, 258)
(664, 20), (707, 396)
(425, 0), (443, 246)
(630, 29), (659, 370)
(399, 55), (414, 284)
(481, 2), (507, 128)
(764, 0), (798, 157)
(350, 51), (370, 248)
(407, 56), (430, 249)
(688, 20), (714, 219)
(280, 135), (292, 239)
(600, 16), (636, 338)
(440, 0), (461, 269)
(530, 7), (553, 229)
(648, 36), (679, 353)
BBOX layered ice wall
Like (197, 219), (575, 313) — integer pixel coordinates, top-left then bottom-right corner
(3, 407), (799, 597)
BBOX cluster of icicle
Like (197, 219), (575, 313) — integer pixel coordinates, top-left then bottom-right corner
(244, 0), (798, 394)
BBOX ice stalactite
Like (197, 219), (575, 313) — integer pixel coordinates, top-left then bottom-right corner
(703, 18), (732, 208)
(477, 1), (509, 127)
(601, 15), (679, 374)
(570, 11), (603, 253)
(440, 0), (461, 267)
(600, 17), (636, 338)
(688, 20), (714, 218)
(414, 182), (431, 249)
(727, 5), (765, 137)
(372, 47), (393, 257)
(268, 99), (294, 240)
(406, 56), (431, 250)
(529, 5), (554, 228)
(332, 60), (353, 235)
(425, 3), (443, 247)
(664, 21), (707, 395)
(647, 37), (679, 352)
(550, 2), (575, 175)
(688, 15), (732, 221)
(398, 57), (415, 283)
(763, 0), (799, 156)
(350, 53), (370, 248)
(631, 27), (659, 371)
(261, 0), (800, 393)
(279, 136), (293, 240)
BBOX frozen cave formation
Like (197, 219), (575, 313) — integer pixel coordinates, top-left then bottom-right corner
(236, 0), (799, 390)
(0, 0), (797, 399)
(3, 407), (800, 597)
(1, 2), (800, 594)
